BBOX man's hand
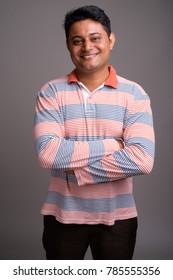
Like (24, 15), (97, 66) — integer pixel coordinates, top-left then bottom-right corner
(65, 169), (75, 175)
(117, 139), (124, 149)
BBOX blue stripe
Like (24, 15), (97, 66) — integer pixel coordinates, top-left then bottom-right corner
(39, 80), (79, 98)
(35, 134), (58, 156)
(89, 160), (109, 184)
(34, 110), (64, 125)
(88, 140), (109, 183)
(61, 104), (85, 121)
(125, 112), (153, 127)
(50, 81), (79, 92)
(133, 85), (149, 101)
(117, 82), (134, 94)
(85, 103), (96, 118)
(95, 104), (125, 121)
(45, 191), (135, 212)
(61, 103), (126, 122)
(39, 79), (148, 102)
(88, 141), (105, 165)
(117, 82), (149, 101)
(114, 149), (142, 177)
(126, 137), (155, 158)
(65, 135), (116, 141)
(53, 138), (74, 169)
(38, 84), (57, 98)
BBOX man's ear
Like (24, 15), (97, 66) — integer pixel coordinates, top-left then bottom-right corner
(109, 32), (116, 50)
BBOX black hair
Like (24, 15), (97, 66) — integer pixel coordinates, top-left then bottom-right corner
(63, 5), (111, 40)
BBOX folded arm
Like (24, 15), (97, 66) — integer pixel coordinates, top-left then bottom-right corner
(34, 83), (121, 171)
(74, 86), (155, 186)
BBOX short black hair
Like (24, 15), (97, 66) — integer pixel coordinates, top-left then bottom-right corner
(63, 5), (111, 40)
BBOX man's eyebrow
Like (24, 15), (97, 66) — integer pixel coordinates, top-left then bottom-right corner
(71, 32), (101, 40)
(71, 35), (83, 40)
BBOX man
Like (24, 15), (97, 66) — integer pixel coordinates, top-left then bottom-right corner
(34, 5), (155, 260)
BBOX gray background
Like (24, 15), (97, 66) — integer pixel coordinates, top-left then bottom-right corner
(0, 0), (172, 260)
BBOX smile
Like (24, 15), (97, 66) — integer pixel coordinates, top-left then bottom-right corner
(80, 53), (99, 59)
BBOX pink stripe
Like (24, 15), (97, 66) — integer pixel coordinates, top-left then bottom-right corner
(124, 123), (155, 142)
(65, 119), (123, 137)
(41, 204), (137, 225)
(55, 91), (84, 105)
(92, 92), (129, 107)
(75, 166), (94, 186)
(129, 100), (152, 114)
(36, 96), (59, 112)
(40, 76), (68, 92)
(140, 154), (154, 173)
(34, 122), (63, 138)
(101, 155), (126, 180)
(49, 176), (132, 198)
(70, 141), (89, 168)
(117, 75), (136, 85)
(103, 138), (121, 154)
(65, 119), (87, 137)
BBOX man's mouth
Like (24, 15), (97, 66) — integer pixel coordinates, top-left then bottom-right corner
(80, 53), (99, 59)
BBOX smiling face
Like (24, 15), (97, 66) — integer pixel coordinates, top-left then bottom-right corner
(66, 19), (115, 76)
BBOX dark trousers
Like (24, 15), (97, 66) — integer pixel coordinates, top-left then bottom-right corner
(42, 215), (138, 260)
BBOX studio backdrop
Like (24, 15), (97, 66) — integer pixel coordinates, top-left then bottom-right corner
(0, 0), (173, 259)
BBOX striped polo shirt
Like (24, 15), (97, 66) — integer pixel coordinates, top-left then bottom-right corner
(34, 66), (155, 225)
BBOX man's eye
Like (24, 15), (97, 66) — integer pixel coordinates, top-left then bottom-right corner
(91, 37), (100, 42)
(73, 39), (83, 45)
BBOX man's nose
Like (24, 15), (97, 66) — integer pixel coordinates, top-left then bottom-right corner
(82, 39), (93, 51)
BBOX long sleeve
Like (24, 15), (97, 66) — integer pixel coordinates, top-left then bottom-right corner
(75, 84), (155, 186)
(33, 82), (121, 170)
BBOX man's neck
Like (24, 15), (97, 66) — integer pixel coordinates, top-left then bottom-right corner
(75, 67), (110, 92)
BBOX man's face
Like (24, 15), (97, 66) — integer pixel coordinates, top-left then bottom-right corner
(67, 19), (115, 75)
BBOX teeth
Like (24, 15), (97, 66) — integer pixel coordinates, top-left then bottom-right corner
(82, 54), (98, 58)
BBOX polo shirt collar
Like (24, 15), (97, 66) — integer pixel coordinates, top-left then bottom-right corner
(68, 65), (118, 89)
